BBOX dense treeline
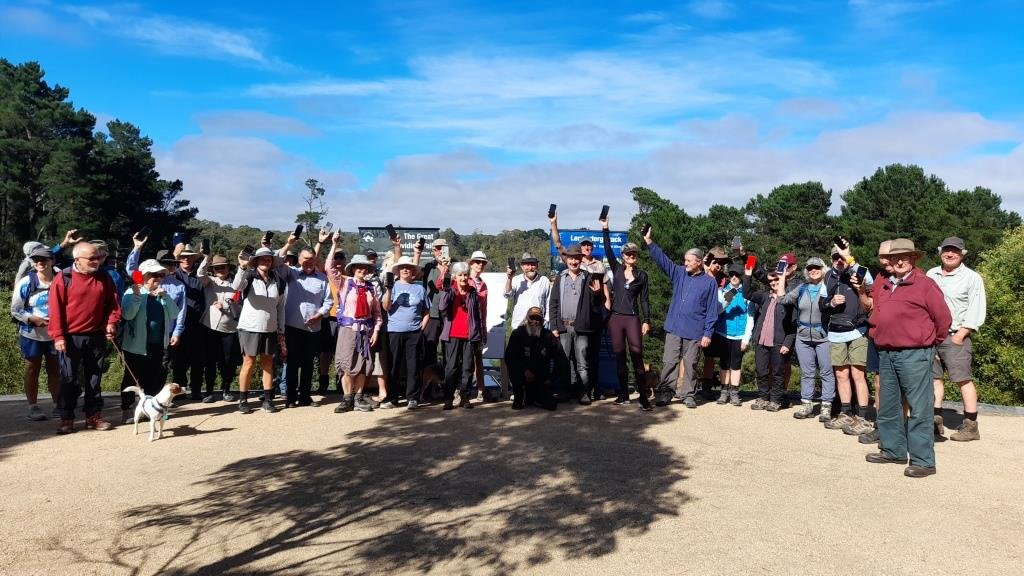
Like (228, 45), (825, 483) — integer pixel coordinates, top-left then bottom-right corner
(2, 59), (1022, 404)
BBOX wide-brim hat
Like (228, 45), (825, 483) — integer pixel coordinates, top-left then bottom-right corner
(251, 247), (275, 260)
(727, 262), (745, 276)
(469, 250), (488, 263)
(564, 245), (584, 257)
(431, 238), (447, 248)
(156, 249), (177, 264)
(138, 259), (166, 276)
(346, 254), (374, 274)
(178, 243), (200, 257)
(209, 255), (230, 267)
(887, 238), (924, 258)
(391, 255), (418, 274)
(520, 252), (539, 264)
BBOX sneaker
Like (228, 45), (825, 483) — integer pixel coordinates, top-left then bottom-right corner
(950, 419), (980, 442)
(578, 394), (593, 406)
(379, 401), (398, 409)
(334, 398), (354, 413)
(353, 396), (374, 412)
(683, 397), (698, 409)
(56, 419), (75, 435)
(84, 414), (113, 431)
(27, 404), (47, 421)
(843, 416), (875, 436)
(818, 402), (833, 422)
(765, 401), (781, 412)
(297, 399), (321, 408)
(460, 399), (474, 409)
(858, 429), (880, 445)
(202, 395), (217, 404)
(750, 398), (768, 411)
(716, 389), (729, 405)
(407, 399), (419, 410)
(614, 395), (630, 405)
(793, 402), (816, 419)
(222, 391), (236, 402)
(639, 400), (653, 412)
(933, 415), (946, 439)
(238, 400), (252, 415)
(262, 400), (278, 413)
(825, 412), (855, 430)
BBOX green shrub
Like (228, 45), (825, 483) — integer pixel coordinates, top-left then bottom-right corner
(972, 225), (1024, 406)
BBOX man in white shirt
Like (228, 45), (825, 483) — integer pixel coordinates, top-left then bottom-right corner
(504, 252), (550, 329)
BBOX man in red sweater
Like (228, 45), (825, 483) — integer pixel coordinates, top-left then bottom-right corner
(48, 241), (122, 434)
(865, 239), (951, 477)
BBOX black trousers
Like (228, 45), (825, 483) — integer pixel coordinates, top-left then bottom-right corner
(422, 317), (443, 368)
(443, 338), (475, 402)
(57, 332), (107, 419)
(388, 330), (422, 402)
(510, 371), (556, 409)
(754, 343), (787, 404)
(121, 343), (167, 410)
(285, 326), (321, 404)
(203, 326), (239, 394)
(173, 321), (205, 397)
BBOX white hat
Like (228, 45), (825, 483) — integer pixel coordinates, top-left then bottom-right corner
(469, 250), (488, 263)
(178, 243), (200, 257)
(391, 255), (418, 275)
(346, 254), (374, 275)
(138, 259), (166, 276)
(252, 247), (275, 259)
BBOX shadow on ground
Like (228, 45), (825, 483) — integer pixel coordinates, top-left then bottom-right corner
(110, 404), (691, 575)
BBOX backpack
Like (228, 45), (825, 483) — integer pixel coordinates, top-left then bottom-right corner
(11, 271), (43, 325)
(239, 269), (287, 301)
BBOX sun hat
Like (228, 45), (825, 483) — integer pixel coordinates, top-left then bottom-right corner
(156, 249), (177, 264)
(391, 255), (418, 274)
(138, 259), (166, 276)
(178, 243), (200, 257)
(877, 240), (892, 257)
(469, 250), (488, 263)
(564, 245), (584, 257)
(346, 254), (374, 274)
(210, 255), (230, 267)
(805, 257), (826, 269)
(28, 245), (53, 260)
(887, 238), (924, 258)
(432, 238), (447, 248)
(520, 252), (539, 264)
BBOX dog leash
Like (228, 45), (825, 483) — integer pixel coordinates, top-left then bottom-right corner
(111, 339), (143, 389)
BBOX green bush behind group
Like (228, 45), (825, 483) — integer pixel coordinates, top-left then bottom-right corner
(3, 59), (1023, 405)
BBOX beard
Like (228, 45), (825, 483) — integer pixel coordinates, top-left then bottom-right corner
(526, 324), (542, 338)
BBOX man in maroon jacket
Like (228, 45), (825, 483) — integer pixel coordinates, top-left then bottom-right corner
(865, 239), (951, 478)
(48, 241), (122, 434)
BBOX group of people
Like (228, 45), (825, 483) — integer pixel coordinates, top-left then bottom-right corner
(10, 213), (987, 478)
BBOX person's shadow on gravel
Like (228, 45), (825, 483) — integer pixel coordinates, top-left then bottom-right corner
(117, 404), (692, 575)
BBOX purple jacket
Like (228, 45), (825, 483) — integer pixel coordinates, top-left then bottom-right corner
(438, 285), (484, 342)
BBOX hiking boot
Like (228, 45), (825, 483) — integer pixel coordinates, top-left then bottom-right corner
(818, 402), (833, 422)
(639, 397), (653, 412)
(222, 391), (236, 402)
(950, 419), (980, 442)
(27, 404), (47, 421)
(858, 429), (880, 445)
(793, 402), (816, 419)
(933, 415), (945, 439)
(614, 394), (630, 405)
(85, 414), (113, 431)
(353, 395), (374, 412)
(866, 451), (906, 464)
(56, 419), (75, 435)
(334, 395), (354, 413)
(262, 399), (278, 413)
(750, 398), (768, 411)
(683, 397), (698, 409)
(716, 389), (730, 405)
(578, 393), (593, 406)
(407, 399), (419, 410)
(238, 400), (253, 414)
(825, 412), (855, 430)
(765, 401), (782, 412)
(202, 395), (217, 403)
(378, 400), (397, 409)
(843, 416), (875, 436)
(729, 388), (742, 406)
(904, 465), (937, 478)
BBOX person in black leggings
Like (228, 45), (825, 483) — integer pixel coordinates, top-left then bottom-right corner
(601, 216), (652, 410)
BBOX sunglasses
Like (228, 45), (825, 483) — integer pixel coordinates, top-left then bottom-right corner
(527, 316), (544, 322)
(30, 257), (52, 263)
(831, 254), (843, 261)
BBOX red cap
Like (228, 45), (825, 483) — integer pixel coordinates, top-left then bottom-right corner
(131, 270), (143, 285)
(778, 252), (796, 265)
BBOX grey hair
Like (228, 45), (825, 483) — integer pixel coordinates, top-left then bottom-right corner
(451, 262), (470, 276)
(71, 241), (96, 258)
(685, 248), (704, 260)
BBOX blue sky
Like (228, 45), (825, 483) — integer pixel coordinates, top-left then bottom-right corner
(3, 0), (1023, 232)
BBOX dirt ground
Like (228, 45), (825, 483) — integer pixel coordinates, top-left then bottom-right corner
(0, 394), (1021, 576)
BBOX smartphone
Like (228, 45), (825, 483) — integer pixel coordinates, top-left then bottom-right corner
(171, 232), (184, 246)
(833, 235), (849, 250)
(599, 205), (610, 221)
(441, 245), (450, 263)
(507, 256), (516, 269)
(385, 271), (395, 288)
(855, 266), (868, 281)
(385, 224), (398, 241)
(138, 226), (152, 239)
(262, 231), (274, 244)
(323, 222), (333, 233)
(294, 224), (304, 238)
(641, 223), (651, 237)
(745, 254), (757, 269)
(416, 237), (425, 251)
(201, 238), (210, 254)
(241, 244), (255, 257)
(775, 259), (788, 274)
(731, 236), (742, 251)
(548, 204), (557, 219)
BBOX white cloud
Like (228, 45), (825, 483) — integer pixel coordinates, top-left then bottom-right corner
(194, 110), (321, 137)
(60, 4), (282, 68)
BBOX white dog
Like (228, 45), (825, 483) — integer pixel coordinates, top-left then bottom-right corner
(124, 383), (184, 441)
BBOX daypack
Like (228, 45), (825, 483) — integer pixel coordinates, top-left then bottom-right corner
(237, 269), (287, 301)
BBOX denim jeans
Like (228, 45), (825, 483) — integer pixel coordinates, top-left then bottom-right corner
(557, 326), (591, 397)
(795, 339), (835, 403)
